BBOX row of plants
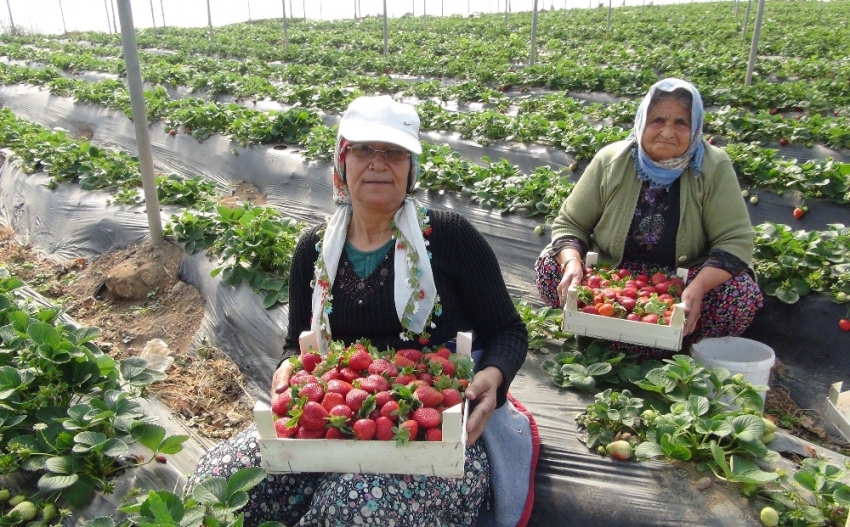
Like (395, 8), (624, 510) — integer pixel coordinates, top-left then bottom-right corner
(541, 341), (850, 527)
(2, 102), (849, 306)
(2, 62), (849, 209)
(12, 2), (848, 110)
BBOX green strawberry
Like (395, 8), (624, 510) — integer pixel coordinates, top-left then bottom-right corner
(762, 417), (777, 436)
(760, 506), (779, 527)
(0, 489), (9, 502)
(605, 440), (632, 460)
(41, 503), (58, 522)
(8, 494), (26, 506)
(9, 501), (38, 521)
(761, 432), (776, 444)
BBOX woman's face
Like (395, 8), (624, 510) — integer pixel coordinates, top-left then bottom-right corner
(641, 98), (692, 162)
(344, 142), (411, 212)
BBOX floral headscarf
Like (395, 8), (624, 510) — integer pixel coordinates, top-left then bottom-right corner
(630, 78), (706, 188)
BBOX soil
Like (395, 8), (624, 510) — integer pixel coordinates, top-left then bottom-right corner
(0, 182), (268, 440)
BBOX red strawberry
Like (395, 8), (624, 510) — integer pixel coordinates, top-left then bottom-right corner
(393, 372), (417, 386)
(393, 355), (416, 369)
(299, 401), (329, 431)
(415, 386), (444, 408)
(582, 305), (599, 315)
(321, 392), (346, 412)
(358, 374), (389, 394)
(345, 388), (370, 412)
(641, 314), (660, 324)
(616, 296), (636, 312)
(435, 347), (451, 359)
(352, 418), (377, 440)
(348, 349), (373, 371)
(290, 371), (317, 387)
(416, 372), (434, 385)
(779, 137), (789, 146)
(271, 389), (293, 417)
(275, 418), (298, 438)
(424, 354), (455, 376)
(375, 416), (395, 440)
(325, 427), (346, 439)
(586, 275), (602, 289)
(839, 319), (850, 332)
(426, 428), (443, 442)
(295, 426), (325, 439)
(413, 407), (441, 429)
(380, 400), (401, 421)
(168, 129), (177, 136)
(650, 272), (667, 286)
(368, 359), (398, 377)
(769, 108), (778, 115)
(320, 368), (340, 382)
(301, 352), (322, 373)
(456, 379), (469, 391)
(793, 207), (805, 219)
(395, 419), (419, 444)
(707, 135), (716, 145)
(326, 379), (354, 397)
(626, 313), (641, 321)
(328, 403), (355, 424)
(339, 367), (361, 383)
(442, 388), (462, 409)
(300, 382), (325, 403)
(396, 349), (423, 363)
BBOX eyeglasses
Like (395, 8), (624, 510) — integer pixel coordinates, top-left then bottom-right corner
(346, 144), (410, 164)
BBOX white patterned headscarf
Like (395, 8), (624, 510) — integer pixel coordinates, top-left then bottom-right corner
(310, 96), (436, 351)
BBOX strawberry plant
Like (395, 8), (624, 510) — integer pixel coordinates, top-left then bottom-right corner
(758, 457), (850, 526)
(513, 298), (572, 354)
(0, 268), (189, 510)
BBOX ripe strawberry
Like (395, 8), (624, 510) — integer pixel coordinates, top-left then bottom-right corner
(641, 314), (660, 324)
(393, 372), (417, 386)
(707, 135), (716, 145)
(605, 440), (632, 460)
(290, 371), (317, 387)
(275, 418), (298, 438)
(779, 137), (789, 146)
(368, 359), (398, 377)
(396, 349), (423, 363)
(299, 401), (329, 431)
(581, 305), (600, 315)
(615, 296), (636, 312)
(375, 416), (395, 440)
(326, 379), (354, 397)
(426, 428), (443, 442)
(442, 388), (462, 409)
(839, 318), (850, 332)
(380, 400), (401, 421)
(348, 349), (373, 371)
(435, 347), (452, 359)
(415, 386), (444, 408)
(413, 407), (441, 429)
(358, 374), (389, 394)
(352, 418), (377, 440)
(626, 313), (641, 321)
(320, 367), (340, 382)
(325, 427), (346, 439)
(456, 379), (469, 391)
(322, 392), (346, 413)
(769, 108), (778, 115)
(328, 404), (355, 423)
(271, 388), (293, 417)
(393, 355), (416, 369)
(423, 353), (455, 376)
(345, 388), (370, 412)
(300, 382), (325, 403)
(416, 372), (434, 385)
(339, 367), (362, 383)
(793, 207), (805, 219)
(301, 352), (322, 373)
(650, 272), (667, 286)
(295, 426), (325, 439)
(395, 419), (419, 444)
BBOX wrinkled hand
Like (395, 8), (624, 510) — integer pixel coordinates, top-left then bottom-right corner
(270, 359), (295, 406)
(680, 285), (704, 336)
(463, 366), (504, 446)
(556, 257), (585, 307)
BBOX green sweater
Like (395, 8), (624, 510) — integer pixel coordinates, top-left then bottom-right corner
(551, 139), (755, 270)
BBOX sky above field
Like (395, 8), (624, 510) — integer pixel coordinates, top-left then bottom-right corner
(1, 0), (714, 36)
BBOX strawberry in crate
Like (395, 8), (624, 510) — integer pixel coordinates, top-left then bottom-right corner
(575, 266), (685, 326)
(272, 341), (474, 444)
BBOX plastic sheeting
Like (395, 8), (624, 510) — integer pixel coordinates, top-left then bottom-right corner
(1, 85), (849, 525)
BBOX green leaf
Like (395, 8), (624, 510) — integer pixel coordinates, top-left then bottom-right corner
(120, 356), (151, 381)
(139, 491), (185, 524)
(157, 434), (189, 455)
(687, 395), (710, 417)
(45, 455), (83, 475)
(660, 434), (692, 461)
(634, 441), (665, 460)
(132, 423), (166, 452)
(730, 414), (765, 442)
(728, 456), (779, 484)
(225, 467), (267, 496)
(82, 518), (116, 527)
(833, 485), (850, 506)
(194, 477), (228, 505)
(38, 472), (80, 491)
(27, 321), (62, 347)
(585, 362), (612, 377)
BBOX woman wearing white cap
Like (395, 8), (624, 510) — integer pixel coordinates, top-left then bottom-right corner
(189, 96), (532, 526)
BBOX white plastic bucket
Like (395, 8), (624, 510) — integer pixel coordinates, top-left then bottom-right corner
(690, 337), (775, 388)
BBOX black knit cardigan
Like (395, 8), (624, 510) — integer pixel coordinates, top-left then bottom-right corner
(280, 208), (528, 408)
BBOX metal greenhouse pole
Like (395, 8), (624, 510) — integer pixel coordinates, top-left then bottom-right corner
(149, 0), (157, 29)
(506, 0), (509, 27)
(58, 0), (67, 34)
(302, 0), (306, 19)
(248, 0), (252, 22)
(5, 0), (15, 35)
(104, 0), (112, 34)
(206, 0), (214, 40)
(115, 0), (164, 246)
(607, 0), (612, 30)
(742, 0), (751, 38)
(281, 0), (289, 50)
(160, 0), (166, 27)
(383, 0), (388, 56)
(529, 0), (539, 65)
(744, 0), (765, 86)
(111, 0), (119, 33)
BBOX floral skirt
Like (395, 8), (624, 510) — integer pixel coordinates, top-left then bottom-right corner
(535, 252), (764, 360)
(187, 424), (490, 527)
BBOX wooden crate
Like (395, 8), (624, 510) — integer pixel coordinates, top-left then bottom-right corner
(562, 253), (687, 351)
(253, 332), (472, 478)
(825, 381), (850, 444)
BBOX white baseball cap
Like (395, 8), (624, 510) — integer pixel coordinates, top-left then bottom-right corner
(338, 95), (422, 155)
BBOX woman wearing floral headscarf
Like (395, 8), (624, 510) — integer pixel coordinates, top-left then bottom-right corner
(189, 96), (531, 527)
(535, 78), (763, 359)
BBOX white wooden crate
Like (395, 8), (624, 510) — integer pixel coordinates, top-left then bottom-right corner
(253, 332), (472, 478)
(825, 381), (850, 444)
(561, 253), (686, 351)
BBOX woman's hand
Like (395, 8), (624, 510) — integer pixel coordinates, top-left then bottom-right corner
(556, 250), (584, 306)
(680, 285), (704, 336)
(463, 366), (504, 446)
(270, 359), (296, 404)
